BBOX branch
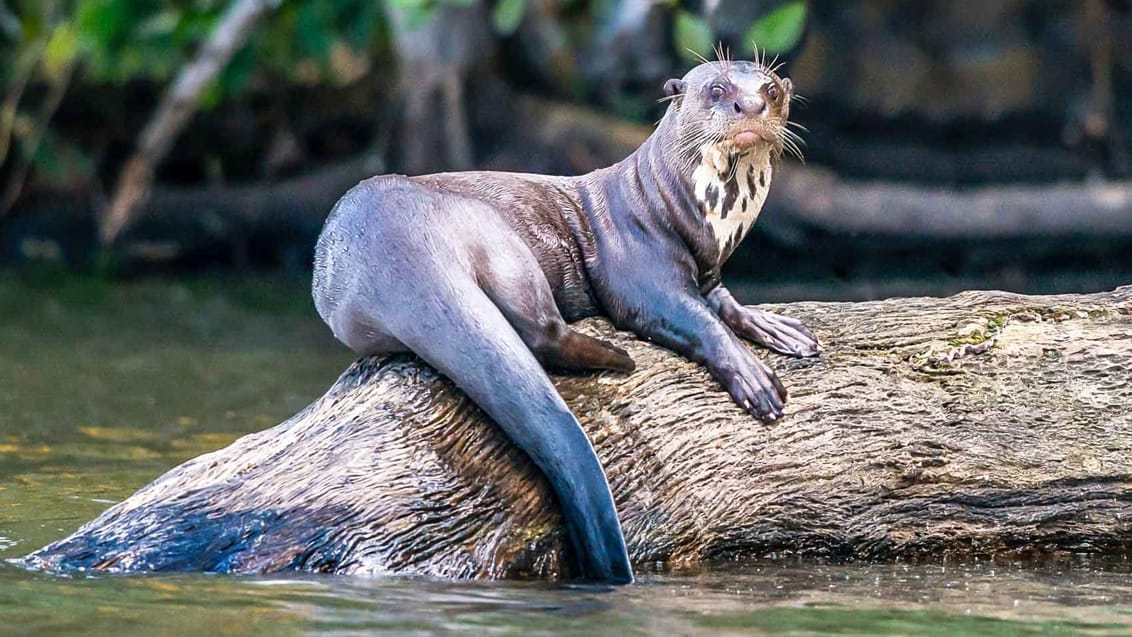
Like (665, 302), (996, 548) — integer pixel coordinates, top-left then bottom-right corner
(767, 165), (1132, 240)
(27, 286), (1132, 579)
(0, 59), (75, 218)
(99, 0), (281, 248)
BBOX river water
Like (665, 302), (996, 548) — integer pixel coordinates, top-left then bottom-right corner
(2, 271), (1131, 636)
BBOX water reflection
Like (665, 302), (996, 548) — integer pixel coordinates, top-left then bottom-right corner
(3, 559), (1132, 636)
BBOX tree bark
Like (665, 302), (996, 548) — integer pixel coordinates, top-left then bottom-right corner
(27, 286), (1132, 580)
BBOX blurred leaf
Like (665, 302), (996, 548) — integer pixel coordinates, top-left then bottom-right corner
(386, 0), (434, 27)
(297, 1), (334, 60)
(674, 9), (712, 62)
(200, 75), (226, 110)
(745, 0), (806, 54)
(344, 0), (379, 48)
(15, 3), (46, 42)
(172, 7), (219, 44)
(0, 3), (21, 41)
(30, 128), (95, 183)
(217, 44), (257, 97)
(493, 0), (526, 35)
(135, 9), (181, 39)
(75, 0), (130, 52)
(42, 22), (78, 80)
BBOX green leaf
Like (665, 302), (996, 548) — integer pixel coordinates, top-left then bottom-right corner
(42, 22), (78, 80)
(218, 45), (256, 97)
(75, 0), (130, 51)
(32, 127), (95, 182)
(674, 10), (712, 62)
(297, 1), (334, 60)
(745, 0), (806, 54)
(399, 4), (435, 30)
(492, 0), (526, 35)
(135, 9), (180, 39)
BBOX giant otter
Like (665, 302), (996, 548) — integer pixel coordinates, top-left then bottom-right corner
(311, 56), (819, 584)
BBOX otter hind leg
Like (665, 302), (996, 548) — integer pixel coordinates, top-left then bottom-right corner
(476, 248), (635, 374)
(535, 325), (635, 374)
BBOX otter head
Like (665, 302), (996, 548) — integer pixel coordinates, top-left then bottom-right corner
(660, 58), (799, 260)
(662, 59), (795, 160)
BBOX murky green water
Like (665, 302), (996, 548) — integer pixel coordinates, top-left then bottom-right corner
(3, 270), (1132, 636)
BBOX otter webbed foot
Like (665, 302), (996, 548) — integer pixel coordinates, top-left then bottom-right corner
(718, 348), (788, 421)
(729, 307), (820, 358)
(708, 287), (819, 358)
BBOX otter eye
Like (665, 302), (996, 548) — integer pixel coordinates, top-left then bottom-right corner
(709, 84), (727, 101)
(766, 83), (780, 101)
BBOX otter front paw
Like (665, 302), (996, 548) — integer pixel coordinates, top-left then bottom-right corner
(718, 354), (787, 422)
(729, 307), (820, 358)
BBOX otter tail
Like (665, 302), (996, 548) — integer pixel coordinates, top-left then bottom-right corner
(380, 278), (633, 583)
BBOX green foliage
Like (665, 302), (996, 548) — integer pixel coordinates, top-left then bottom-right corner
(0, 0), (394, 192)
(0, 0), (812, 187)
(41, 21), (78, 80)
(745, 0), (807, 54)
(72, 1), (212, 82)
(674, 9), (712, 62)
(2, 0), (389, 90)
(492, 0), (526, 35)
(673, 2), (808, 64)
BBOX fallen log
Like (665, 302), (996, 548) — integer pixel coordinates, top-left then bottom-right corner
(26, 286), (1132, 579)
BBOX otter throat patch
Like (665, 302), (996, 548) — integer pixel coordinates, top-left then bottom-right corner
(692, 143), (772, 261)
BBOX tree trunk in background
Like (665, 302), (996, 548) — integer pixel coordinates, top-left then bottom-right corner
(99, 0), (281, 247)
(385, 1), (493, 175)
(27, 286), (1132, 579)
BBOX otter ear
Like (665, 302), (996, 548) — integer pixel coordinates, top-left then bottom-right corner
(663, 79), (686, 98)
(781, 77), (794, 97)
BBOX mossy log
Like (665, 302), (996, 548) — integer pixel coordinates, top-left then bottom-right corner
(28, 286), (1132, 579)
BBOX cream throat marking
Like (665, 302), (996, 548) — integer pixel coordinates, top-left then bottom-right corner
(691, 142), (773, 261)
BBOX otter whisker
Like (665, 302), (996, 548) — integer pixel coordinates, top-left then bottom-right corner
(765, 53), (788, 76)
(687, 48), (711, 66)
(672, 127), (713, 149)
(786, 121), (809, 133)
(674, 129), (724, 176)
(776, 130), (805, 163)
(725, 152), (741, 182)
(670, 131), (706, 159)
(675, 133), (716, 165)
(713, 42), (733, 77)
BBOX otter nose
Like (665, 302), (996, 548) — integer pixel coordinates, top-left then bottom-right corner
(732, 94), (767, 117)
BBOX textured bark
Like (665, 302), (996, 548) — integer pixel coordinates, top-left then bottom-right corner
(27, 286), (1132, 579)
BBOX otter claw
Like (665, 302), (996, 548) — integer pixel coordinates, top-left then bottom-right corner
(736, 308), (820, 358)
(721, 357), (786, 423)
